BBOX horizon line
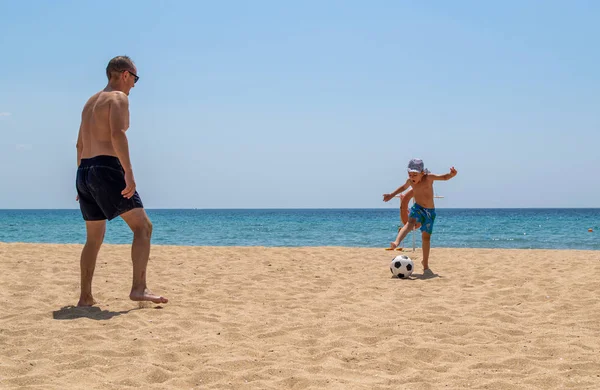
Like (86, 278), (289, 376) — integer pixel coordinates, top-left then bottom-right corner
(1, 207), (600, 211)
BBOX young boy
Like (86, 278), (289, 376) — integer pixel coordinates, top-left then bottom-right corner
(382, 158), (457, 271)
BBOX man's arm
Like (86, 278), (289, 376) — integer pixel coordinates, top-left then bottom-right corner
(109, 92), (133, 172)
(76, 122), (83, 167)
(383, 179), (411, 202)
(109, 92), (137, 199)
(429, 167), (458, 181)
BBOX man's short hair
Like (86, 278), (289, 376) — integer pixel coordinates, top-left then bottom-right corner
(106, 56), (135, 80)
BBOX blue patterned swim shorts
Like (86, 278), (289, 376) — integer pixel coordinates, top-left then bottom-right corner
(409, 203), (436, 234)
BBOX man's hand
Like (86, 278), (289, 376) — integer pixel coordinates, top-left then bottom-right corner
(76, 194), (79, 202)
(383, 193), (394, 202)
(122, 170), (136, 199)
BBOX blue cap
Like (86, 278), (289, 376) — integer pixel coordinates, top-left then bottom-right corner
(407, 158), (429, 174)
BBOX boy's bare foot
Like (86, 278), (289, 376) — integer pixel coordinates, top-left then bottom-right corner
(422, 260), (429, 271)
(130, 288), (169, 304)
(390, 242), (398, 250)
(77, 294), (96, 307)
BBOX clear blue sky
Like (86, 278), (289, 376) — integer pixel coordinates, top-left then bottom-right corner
(0, 1), (598, 209)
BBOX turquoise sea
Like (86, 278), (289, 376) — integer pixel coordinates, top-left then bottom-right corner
(0, 209), (598, 250)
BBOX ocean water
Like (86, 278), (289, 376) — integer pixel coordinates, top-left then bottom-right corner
(0, 209), (598, 250)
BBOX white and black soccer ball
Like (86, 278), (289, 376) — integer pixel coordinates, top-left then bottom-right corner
(390, 255), (414, 279)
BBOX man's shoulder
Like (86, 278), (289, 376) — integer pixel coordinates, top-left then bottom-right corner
(104, 90), (129, 102)
(85, 90), (128, 103)
(94, 91), (129, 109)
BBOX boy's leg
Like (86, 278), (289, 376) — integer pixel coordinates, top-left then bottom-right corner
(421, 231), (431, 270)
(391, 220), (415, 249)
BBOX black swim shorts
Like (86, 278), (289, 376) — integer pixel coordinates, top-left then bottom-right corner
(76, 155), (144, 221)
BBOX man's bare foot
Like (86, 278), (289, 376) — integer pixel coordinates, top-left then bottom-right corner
(390, 242), (398, 250)
(77, 294), (96, 307)
(130, 288), (169, 304)
(421, 260), (429, 271)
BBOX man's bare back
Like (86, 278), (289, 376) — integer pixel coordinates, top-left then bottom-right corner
(77, 89), (134, 178)
(78, 91), (129, 160)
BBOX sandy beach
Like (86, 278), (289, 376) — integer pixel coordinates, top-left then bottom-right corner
(1, 242), (599, 389)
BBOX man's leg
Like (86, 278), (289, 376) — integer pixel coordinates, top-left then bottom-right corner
(78, 220), (106, 306)
(120, 208), (168, 304)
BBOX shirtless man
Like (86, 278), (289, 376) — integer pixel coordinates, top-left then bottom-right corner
(75, 56), (168, 306)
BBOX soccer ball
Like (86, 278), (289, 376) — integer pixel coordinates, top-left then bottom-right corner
(390, 255), (414, 279)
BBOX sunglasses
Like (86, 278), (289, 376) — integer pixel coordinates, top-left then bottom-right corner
(124, 70), (139, 83)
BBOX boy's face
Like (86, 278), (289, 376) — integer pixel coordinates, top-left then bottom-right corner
(408, 171), (424, 184)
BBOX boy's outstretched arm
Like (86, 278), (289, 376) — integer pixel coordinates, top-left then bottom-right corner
(429, 166), (458, 181)
(383, 179), (411, 202)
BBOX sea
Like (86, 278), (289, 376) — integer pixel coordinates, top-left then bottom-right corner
(1, 208), (599, 250)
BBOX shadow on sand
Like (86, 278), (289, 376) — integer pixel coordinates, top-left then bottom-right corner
(391, 269), (442, 281)
(52, 305), (138, 321)
(412, 269), (441, 280)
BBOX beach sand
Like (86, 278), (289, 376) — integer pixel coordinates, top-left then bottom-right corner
(1, 242), (599, 389)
